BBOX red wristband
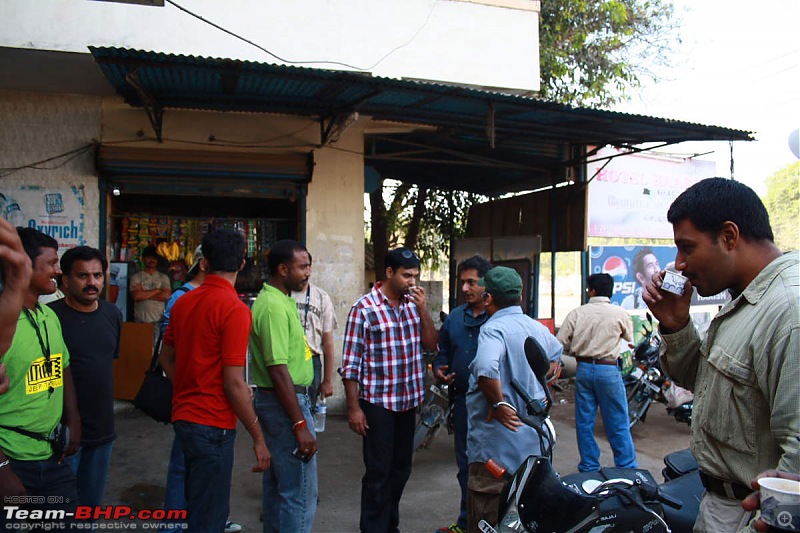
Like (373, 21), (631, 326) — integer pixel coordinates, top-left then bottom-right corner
(292, 419), (307, 431)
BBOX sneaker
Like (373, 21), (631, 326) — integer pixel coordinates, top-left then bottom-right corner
(224, 520), (242, 533)
(435, 524), (465, 533)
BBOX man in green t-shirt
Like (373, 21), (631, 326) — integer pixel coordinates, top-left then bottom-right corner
(0, 228), (80, 526)
(249, 239), (316, 533)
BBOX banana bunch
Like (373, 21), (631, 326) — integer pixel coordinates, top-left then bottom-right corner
(157, 242), (182, 262)
(184, 248), (195, 268)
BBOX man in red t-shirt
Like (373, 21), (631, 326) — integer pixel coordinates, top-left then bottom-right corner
(160, 228), (269, 531)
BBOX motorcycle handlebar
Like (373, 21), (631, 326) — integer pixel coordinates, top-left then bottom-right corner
(635, 478), (683, 510)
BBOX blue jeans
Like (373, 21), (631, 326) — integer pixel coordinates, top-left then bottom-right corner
(452, 394), (468, 530)
(1, 456), (78, 530)
(254, 390), (318, 533)
(160, 435), (188, 528)
(64, 442), (114, 507)
(173, 420), (236, 533)
(575, 362), (638, 472)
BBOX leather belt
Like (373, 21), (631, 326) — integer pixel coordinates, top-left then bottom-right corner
(699, 471), (751, 501)
(257, 385), (310, 395)
(574, 356), (617, 366)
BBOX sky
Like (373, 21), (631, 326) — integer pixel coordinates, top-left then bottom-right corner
(614, 0), (799, 196)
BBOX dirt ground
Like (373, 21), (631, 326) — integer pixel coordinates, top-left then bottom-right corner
(100, 386), (692, 533)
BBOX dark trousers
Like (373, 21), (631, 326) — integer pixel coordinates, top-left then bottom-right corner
(308, 354), (322, 409)
(359, 399), (416, 533)
(1, 456), (78, 530)
(453, 393), (469, 529)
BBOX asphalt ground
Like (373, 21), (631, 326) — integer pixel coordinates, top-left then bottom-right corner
(101, 382), (691, 533)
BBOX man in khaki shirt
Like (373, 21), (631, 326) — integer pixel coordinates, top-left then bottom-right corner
(557, 273), (636, 473)
(293, 279), (337, 404)
(642, 178), (798, 533)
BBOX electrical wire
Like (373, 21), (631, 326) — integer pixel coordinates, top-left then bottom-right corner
(0, 144), (94, 178)
(164, 0), (438, 72)
(208, 121), (317, 145)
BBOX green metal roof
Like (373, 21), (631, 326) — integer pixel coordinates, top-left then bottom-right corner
(89, 47), (753, 195)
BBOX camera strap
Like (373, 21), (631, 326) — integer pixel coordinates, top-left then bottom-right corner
(0, 424), (52, 444)
(303, 285), (311, 330)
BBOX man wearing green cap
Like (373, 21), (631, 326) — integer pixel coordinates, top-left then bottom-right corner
(465, 266), (562, 532)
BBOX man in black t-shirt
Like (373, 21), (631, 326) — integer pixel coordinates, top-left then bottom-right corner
(49, 246), (122, 507)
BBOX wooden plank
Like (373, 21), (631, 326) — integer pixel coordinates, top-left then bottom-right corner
(113, 322), (155, 401)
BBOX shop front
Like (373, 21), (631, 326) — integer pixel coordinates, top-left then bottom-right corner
(95, 145), (314, 397)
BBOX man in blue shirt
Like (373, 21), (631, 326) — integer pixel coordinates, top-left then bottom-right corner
(433, 255), (492, 533)
(466, 266), (562, 532)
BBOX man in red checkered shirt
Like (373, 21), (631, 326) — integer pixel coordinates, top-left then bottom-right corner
(342, 247), (437, 533)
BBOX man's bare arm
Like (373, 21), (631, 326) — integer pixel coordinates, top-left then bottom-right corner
(159, 343), (176, 381)
(61, 367), (81, 461)
(267, 365), (316, 456)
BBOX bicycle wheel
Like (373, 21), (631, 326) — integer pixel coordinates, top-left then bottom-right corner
(413, 404), (443, 452)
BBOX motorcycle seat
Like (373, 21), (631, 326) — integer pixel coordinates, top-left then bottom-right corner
(662, 448), (699, 481)
(660, 469), (703, 532)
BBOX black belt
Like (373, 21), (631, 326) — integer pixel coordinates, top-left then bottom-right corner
(699, 471), (751, 501)
(258, 385), (310, 395)
(574, 356), (617, 366)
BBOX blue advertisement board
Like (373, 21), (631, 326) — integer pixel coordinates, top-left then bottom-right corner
(589, 245), (729, 309)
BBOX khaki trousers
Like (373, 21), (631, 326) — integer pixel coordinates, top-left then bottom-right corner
(694, 491), (757, 533)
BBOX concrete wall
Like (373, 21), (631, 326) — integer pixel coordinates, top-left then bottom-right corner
(0, 90), (102, 247)
(0, 0), (540, 91)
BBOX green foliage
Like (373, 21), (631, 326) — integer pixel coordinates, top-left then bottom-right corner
(539, 0), (680, 108)
(368, 1), (682, 269)
(763, 162), (800, 252)
(368, 180), (486, 271)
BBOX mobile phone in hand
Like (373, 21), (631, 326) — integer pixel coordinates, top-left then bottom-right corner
(292, 447), (315, 463)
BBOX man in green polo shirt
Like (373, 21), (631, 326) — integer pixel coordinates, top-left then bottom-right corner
(250, 239), (316, 533)
(0, 228), (79, 526)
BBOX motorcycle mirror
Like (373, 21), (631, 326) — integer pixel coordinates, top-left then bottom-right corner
(524, 336), (551, 384)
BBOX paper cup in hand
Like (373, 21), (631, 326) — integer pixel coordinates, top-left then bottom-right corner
(758, 476), (800, 531)
(661, 270), (688, 296)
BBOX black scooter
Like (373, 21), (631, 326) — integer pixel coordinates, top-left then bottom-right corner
(479, 337), (703, 533)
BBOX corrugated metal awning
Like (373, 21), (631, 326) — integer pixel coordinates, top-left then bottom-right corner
(89, 47), (753, 195)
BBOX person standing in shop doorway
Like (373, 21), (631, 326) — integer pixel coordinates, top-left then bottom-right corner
(130, 245), (170, 326)
(48, 246), (122, 508)
(292, 252), (337, 407)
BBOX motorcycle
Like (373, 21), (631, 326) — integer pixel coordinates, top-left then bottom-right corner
(413, 363), (453, 453)
(624, 314), (693, 428)
(479, 336), (703, 533)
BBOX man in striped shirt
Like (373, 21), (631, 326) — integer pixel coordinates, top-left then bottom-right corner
(342, 247), (437, 533)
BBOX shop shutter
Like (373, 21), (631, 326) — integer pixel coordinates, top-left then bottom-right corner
(97, 146), (313, 198)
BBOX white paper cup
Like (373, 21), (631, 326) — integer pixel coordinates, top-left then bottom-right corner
(661, 270), (688, 296)
(758, 476), (800, 531)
